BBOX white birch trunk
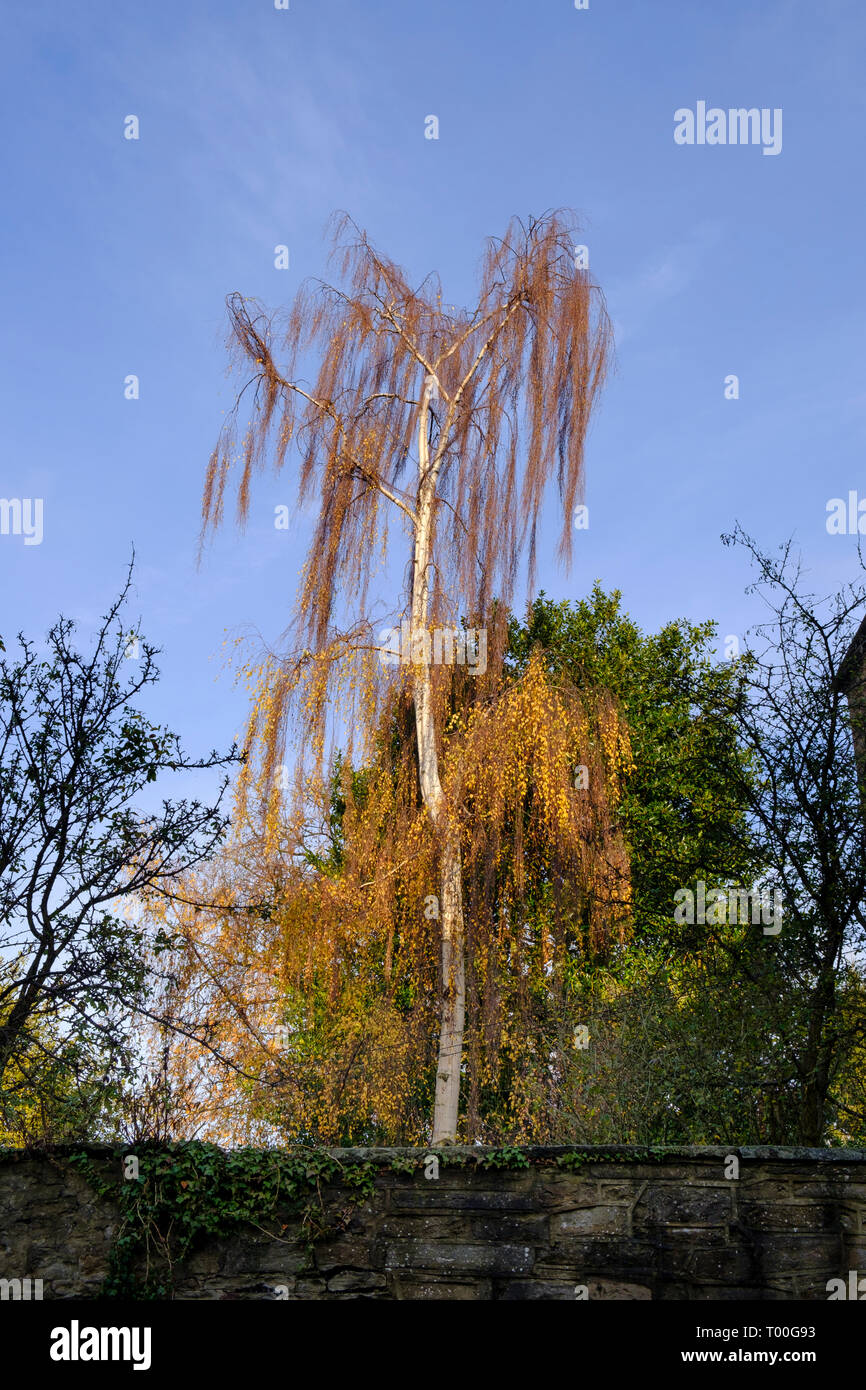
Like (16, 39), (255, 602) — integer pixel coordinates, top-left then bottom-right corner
(412, 375), (466, 1144)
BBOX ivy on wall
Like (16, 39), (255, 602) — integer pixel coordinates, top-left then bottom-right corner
(66, 1142), (674, 1298)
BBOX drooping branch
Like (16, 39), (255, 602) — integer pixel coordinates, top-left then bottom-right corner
(200, 210), (612, 804)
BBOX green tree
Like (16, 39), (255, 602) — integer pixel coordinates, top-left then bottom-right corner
(507, 584), (759, 937)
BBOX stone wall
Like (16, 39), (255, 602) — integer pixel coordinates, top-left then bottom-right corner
(2, 1146), (865, 1300)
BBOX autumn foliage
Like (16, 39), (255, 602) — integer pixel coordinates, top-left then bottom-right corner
(154, 639), (632, 1144)
(162, 210), (628, 1143)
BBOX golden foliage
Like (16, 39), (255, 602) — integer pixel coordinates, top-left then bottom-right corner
(155, 649), (632, 1144)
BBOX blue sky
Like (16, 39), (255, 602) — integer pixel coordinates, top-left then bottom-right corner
(2, 0), (865, 784)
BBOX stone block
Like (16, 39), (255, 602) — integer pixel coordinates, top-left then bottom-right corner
(751, 1233), (843, 1275)
(655, 1224), (730, 1247)
(635, 1185), (732, 1227)
(737, 1201), (839, 1233)
(552, 1206), (629, 1237)
(596, 1182), (643, 1203)
(540, 1237), (656, 1279)
(383, 1241), (534, 1276)
(313, 1240), (374, 1274)
(182, 1245), (225, 1276)
(377, 1214), (467, 1241)
(31, 1260), (76, 1283)
(327, 1270), (387, 1293)
(465, 1214), (549, 1244)
(669, 1284), (781, 1302)
(585, 1279), (651, 1300)
(394, 1278), (493, 1299)
(661, 1245), (756, 1285)
(223, 1241), (307, 1277)
(289, 1278), (327, 1299)
(389, 1188), (537, 1212)
(833, 1184), (866, 1202)
(496, 1281), (581, 1300)
(735, 1178), (792, 1202)
(531, 1175), (602, 1209)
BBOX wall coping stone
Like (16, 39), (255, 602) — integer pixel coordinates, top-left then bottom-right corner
(3, 1143), (866, 1164)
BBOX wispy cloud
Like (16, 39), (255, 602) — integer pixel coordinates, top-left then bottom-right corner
(607, 223), (723, 344)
